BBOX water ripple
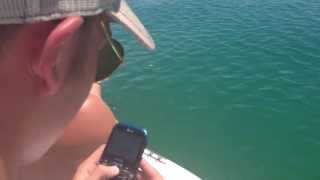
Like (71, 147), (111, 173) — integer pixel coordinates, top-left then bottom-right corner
(106, 1), (320, 179)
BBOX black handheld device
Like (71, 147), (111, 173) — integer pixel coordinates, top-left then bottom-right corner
(99, 123), (148, 180)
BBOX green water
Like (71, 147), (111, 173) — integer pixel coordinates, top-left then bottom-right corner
(101, 0), (320, 179)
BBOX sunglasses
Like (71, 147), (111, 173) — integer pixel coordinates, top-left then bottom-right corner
(95, 20), (124, 82)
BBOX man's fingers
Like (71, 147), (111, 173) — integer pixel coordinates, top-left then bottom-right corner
(90, 165), (119, 179)
(135, 169), (146, 180)
(77, 144), (105, 176)
(74, 145), (110, 180)
(139, 159), (163, 180)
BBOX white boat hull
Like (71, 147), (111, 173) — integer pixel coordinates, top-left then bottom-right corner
(143, 149), (202, 180)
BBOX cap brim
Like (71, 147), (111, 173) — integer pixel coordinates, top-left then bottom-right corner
(107, 0), (155, 50)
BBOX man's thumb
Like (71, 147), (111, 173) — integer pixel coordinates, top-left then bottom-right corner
(90, 165), (120, 179)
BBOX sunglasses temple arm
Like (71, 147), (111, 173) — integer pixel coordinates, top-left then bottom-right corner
(100, 21), (124, 62)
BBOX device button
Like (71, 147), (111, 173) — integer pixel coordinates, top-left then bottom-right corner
(100, 160), (107, 165)
(118, 169), (134, 180)
(107, 161), (123, 168)
(114, 158), (124, 163)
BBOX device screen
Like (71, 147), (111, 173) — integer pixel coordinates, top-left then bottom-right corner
(103, 129), (144, 164)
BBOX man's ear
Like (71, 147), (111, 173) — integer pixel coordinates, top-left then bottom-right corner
(32, 16), (84, 96)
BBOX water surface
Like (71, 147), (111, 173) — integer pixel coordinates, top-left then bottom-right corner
(102, 0), (320, 179)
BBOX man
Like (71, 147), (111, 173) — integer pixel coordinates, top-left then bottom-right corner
(0, 0), (161, 179)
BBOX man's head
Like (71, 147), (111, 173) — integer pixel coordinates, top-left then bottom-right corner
(0, 0), (154, 168)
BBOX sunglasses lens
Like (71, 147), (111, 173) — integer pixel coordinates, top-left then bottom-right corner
(96, 39), (124, 82)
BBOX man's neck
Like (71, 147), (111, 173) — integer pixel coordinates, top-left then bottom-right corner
(0, 104), (32, 180)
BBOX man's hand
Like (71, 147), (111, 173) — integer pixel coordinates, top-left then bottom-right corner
(73, 145), (119, 180)
(73, 145), (163, 180)
(136, 159), (164, 180)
